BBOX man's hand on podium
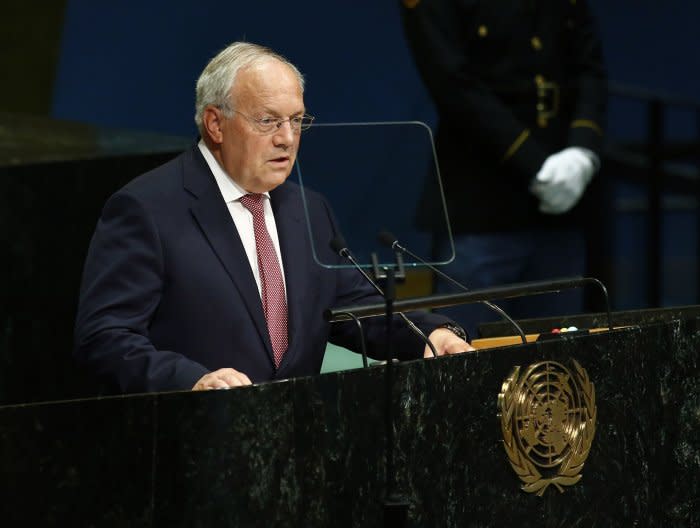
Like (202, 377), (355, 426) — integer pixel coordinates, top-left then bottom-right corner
(424, 328), (475, 358)
(192, 368), (253, 391)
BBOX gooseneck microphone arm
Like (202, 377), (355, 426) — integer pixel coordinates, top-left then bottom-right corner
(377, 231), (528, 345)
(335, 311), (368, 368)
(330, 237), (438, 358)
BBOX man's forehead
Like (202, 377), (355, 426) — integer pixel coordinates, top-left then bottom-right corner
(235, 60), (300, 91)
(232, 61), (304, 111)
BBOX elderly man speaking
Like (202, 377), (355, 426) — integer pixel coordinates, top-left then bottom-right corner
(74, 41), (472, 394)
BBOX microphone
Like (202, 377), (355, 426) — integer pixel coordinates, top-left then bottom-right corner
(329, 236), (439, 357)
(377, 231), (528, 344)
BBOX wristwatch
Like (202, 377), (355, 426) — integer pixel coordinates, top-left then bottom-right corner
(439, 322), (468, 342)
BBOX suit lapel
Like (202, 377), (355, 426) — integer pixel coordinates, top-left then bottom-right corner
(182, 147), (274, 362)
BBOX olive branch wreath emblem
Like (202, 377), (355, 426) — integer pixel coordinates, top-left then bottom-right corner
(498, 359), (596, 496)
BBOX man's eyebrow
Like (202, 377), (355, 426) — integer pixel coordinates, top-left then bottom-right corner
(258, 106), (306, 117)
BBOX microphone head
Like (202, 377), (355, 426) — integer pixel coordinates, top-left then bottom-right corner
(329, 235), (348, 255)
(377, 230), (397, 248)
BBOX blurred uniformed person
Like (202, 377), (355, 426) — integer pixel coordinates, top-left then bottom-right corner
(400, 0), (607, 334)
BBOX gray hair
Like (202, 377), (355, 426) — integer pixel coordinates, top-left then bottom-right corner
(194, 42), (305, 134)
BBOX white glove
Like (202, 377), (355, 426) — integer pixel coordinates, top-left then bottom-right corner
(530, 147), (599, 214)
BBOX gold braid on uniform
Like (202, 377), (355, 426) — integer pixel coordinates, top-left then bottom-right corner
(571, 119), (602, 136)
(502, 129), (531, 162)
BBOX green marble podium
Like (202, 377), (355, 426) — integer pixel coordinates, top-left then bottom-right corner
(0, 307), (698, 527)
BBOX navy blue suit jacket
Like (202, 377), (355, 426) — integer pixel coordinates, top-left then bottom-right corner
(74, 146), (450, 393)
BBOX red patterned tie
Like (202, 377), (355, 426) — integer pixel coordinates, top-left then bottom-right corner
(239, 193), (288, 367)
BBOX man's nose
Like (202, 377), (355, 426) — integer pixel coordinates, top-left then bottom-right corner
(272, 120), (295, 146)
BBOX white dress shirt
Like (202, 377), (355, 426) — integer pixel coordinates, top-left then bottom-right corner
(197, 140), (287, 299)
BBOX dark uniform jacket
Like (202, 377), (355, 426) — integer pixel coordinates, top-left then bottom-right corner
(401, 0), (607, 232)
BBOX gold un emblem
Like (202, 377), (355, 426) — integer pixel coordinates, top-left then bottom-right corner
(498, 360), (596, 495)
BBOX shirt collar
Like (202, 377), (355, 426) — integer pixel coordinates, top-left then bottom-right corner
(197, 140), (270, 204)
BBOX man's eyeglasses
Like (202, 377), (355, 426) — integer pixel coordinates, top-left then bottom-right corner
(226, 108), (315, 134)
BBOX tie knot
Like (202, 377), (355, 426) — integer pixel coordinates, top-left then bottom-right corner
(240, 193), (265, 216)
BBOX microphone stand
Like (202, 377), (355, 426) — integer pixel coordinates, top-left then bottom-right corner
(375, 256), (409, 528)
(333, 238), (438, 358)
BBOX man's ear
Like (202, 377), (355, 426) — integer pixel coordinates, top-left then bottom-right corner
(202, 106), (225, 144)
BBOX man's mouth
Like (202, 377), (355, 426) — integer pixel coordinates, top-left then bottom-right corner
(269, 156), (290, 165)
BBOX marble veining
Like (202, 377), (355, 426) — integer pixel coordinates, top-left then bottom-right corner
(0, 313), (698, 526)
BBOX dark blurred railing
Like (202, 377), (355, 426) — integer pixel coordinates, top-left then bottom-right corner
(602, 82), (700, 307)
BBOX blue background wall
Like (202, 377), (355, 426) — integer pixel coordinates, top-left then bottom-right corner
(51, 1), (435, 135)
(50, 0), (700, 311)
(51, 1), (700, 138)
